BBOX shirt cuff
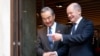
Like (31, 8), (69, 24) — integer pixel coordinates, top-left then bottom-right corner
(61, 34), (63, 42)
(54, 51), (58, 56)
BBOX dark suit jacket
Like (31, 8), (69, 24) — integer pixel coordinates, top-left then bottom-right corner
(62, 18), (94, 56)
(36, 23), (69, 56)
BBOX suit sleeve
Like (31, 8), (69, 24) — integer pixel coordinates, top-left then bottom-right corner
(57, 25), (69, 56)
(57, 42), (69, 56)
(35, 31), (44, 56)
(62, 20), (94, 45)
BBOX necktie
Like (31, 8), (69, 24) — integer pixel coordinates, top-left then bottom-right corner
(48, 27), (53, 49)
(71, 23), (76, 35)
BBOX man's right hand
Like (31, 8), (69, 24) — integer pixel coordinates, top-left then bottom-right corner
(43, 52), (56, 56)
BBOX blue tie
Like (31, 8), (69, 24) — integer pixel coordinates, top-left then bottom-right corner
(71, 23), (76, 35)
(48, 27), (53, 48)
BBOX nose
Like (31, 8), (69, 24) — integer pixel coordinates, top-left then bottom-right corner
(68, 14), (71, 17)
(45, 19), (49, 23)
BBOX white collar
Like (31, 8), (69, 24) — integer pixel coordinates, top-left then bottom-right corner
(47, 22), (56, 34)
(48, 22), (56, 29)
(75, 17), (82, 24)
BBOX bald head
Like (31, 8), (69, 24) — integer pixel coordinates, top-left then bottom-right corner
(67, 3), (82, 12)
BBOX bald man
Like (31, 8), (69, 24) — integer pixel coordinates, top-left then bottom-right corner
(48, 2), (94, 56)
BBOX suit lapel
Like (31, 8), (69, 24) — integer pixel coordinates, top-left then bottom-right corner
(75, 18), (85, 34)
(43, 23), (61, 50)
(43, 27), (51, 50)
(53, 23), (60, 50)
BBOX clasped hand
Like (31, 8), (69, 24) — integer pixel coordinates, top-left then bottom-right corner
(43, 51), (57, 56)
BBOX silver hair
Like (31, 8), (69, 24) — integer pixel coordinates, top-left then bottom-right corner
(41, 7), (55, 15)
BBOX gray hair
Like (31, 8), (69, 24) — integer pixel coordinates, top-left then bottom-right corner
(41, 7), (55, 15)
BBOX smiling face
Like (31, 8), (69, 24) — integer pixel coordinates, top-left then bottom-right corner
(66, 3), (81, 23)
(41, 11), (55, 27)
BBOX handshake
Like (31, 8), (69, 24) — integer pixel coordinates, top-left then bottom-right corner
(43, 51), (57, 56)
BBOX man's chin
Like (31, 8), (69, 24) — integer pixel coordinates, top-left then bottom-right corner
(47, 25), (51, 27)
(70, 19), (75, 22)
(46, 24), (52, 27)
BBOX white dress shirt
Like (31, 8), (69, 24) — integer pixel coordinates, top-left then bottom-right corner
(47, 22), (58, 56)
(70, 17), (83, 35)
(47, 22), (56, 34)
(75, 16), (83, 30)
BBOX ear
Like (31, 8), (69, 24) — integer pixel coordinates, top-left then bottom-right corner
(53, 14), (55, 20)
(78, 9), (81, 15)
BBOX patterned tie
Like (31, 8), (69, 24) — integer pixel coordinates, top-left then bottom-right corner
(48, 27), (53, 49)
(71, 23), (76, 35)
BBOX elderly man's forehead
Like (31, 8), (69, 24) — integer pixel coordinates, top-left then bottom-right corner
(68, 3), (78, 7)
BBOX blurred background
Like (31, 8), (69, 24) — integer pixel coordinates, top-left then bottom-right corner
(11, 0), (100, 56)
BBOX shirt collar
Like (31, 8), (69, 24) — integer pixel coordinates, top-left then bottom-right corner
(48, 22), (56, 29)
(75, 17), (83, 24)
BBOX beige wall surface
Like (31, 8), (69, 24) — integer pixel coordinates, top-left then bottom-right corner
(0, 0), (10, 56)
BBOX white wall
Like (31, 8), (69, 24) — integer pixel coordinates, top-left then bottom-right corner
(0, 0), (10, 56)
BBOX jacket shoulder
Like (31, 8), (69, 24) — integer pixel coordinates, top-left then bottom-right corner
(37, 26), (46, 33)
(82, 17), (93, 23)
